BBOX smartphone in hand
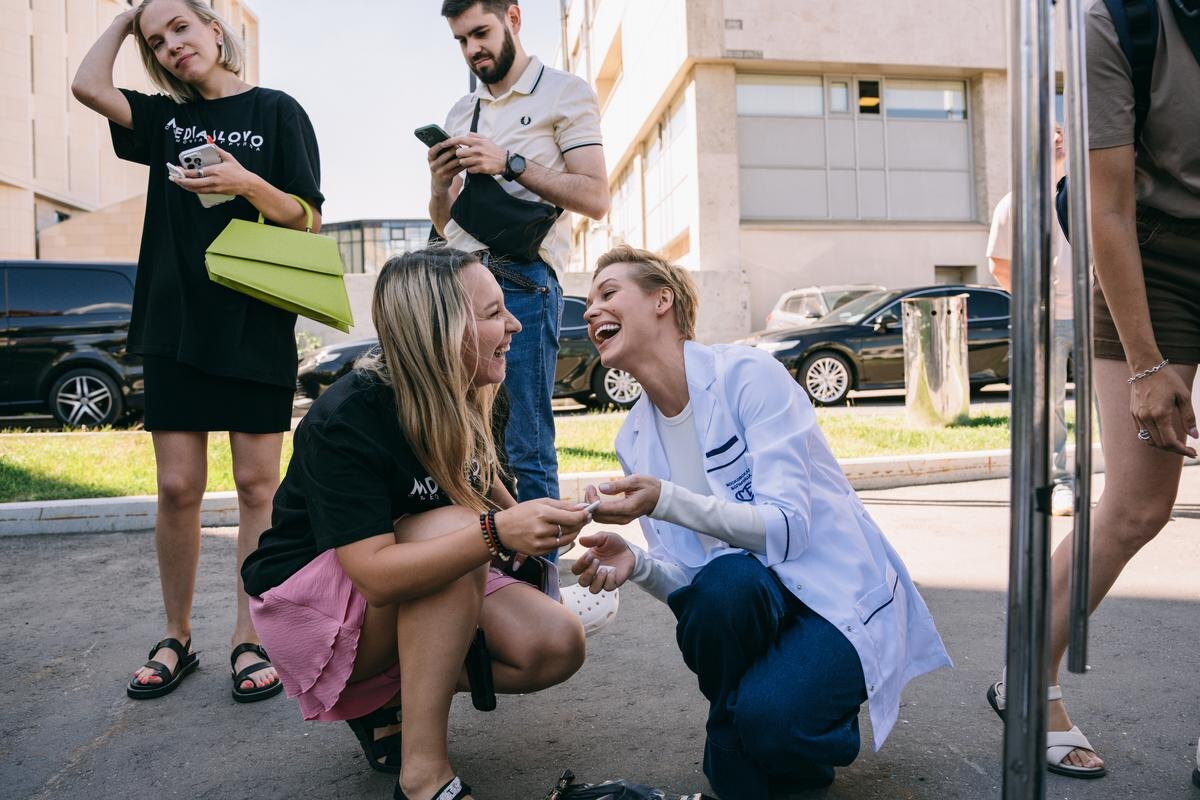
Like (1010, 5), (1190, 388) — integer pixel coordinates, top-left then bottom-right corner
(414, 124), (452, 150)
(177, 142), (234, 208)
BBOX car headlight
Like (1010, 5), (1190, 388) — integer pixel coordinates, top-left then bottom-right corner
(299, 350), (341, 371)
(756, 340), (800, 354)
(312, 350), (341, 366)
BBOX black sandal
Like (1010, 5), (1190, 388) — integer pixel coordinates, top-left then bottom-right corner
(346, 704), (403, 774)
(127, 637), (198, 699)
(394, 776), (471, 800)
(229, 642), (283, 703)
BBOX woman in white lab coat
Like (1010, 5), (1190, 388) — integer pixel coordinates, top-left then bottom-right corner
(574, 245), (951, 800)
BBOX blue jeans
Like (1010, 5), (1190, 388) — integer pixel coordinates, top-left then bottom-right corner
(492, 259), (563, 509)
(667, 554), (868, 800)
(1053, 319), (1074, 484)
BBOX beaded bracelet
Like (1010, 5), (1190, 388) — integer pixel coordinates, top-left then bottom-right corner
(1128, 358), (1169, 384)
(479, 512), (499, 558)
(489, 509), (515, 561)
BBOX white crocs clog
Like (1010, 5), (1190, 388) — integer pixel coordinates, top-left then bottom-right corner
(560, 583), (620, 637)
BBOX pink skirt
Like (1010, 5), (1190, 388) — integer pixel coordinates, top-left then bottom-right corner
(249, 549), (522, 721)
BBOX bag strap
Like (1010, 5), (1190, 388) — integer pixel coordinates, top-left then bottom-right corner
(1168, 0), (1200, 66)
(470, 98), (482, 134)
(256, 194), (314, 232)
(1103, 0), (1160, 143)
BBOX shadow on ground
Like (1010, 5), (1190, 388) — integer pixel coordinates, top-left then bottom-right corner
(0, 511), (1196, 799)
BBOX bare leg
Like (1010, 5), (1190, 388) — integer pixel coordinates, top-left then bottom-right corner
(133, 431), (207, 685)
(228, 431), (285, 689)
(474, 582), (585, 693)
(1044, 359), (1194, 768)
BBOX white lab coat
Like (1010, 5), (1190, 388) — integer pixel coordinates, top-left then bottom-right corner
(615, 341), (952, 749)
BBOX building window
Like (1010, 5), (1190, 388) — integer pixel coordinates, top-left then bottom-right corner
(736, 74), (974, 222)
(609, 161), (643, 249)
(857, 80), (880, 114)
(643, 93), (694, 257)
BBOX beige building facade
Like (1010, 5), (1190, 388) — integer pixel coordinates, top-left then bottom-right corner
(557, 0), (1068, 341)
(1, 0), (259, 261)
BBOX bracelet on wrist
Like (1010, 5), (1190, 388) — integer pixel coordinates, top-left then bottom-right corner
(484, 509), (514, 561)
(1128, 358), (1169, 384)
(479, 512), (499, 558)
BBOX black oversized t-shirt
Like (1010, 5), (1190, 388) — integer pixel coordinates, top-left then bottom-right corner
(241, 370), (457, 596)
(110, 87), (324, 387)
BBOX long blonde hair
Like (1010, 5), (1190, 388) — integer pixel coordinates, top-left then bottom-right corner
(359, 248), (501, 512)
(132, 0), (247, 104)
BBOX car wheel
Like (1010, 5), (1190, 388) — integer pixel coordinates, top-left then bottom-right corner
(799, 352), (853, 406)
(591, 366), (643, 409)
(49, 368), (124, 428)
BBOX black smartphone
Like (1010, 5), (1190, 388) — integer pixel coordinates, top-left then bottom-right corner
(464, 628), (496, 712)
(414, 124), (452, 149)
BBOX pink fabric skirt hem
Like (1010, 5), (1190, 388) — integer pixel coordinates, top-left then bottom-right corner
(249, 549), (523, 722)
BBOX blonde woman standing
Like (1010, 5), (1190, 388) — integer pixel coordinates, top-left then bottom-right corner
(242, 249), (589, 800)
(72, 0), (324, 702)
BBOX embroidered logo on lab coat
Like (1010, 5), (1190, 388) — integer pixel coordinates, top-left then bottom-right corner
(726, 468), (754, 501)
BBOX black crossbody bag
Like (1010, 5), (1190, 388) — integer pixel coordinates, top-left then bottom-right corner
(449, 99), (562, 262)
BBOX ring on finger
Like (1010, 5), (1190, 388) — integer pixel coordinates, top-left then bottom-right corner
(197, 167), (205, 178)
(1137, 428), (1152, 442)
(556, 523), (562, 547)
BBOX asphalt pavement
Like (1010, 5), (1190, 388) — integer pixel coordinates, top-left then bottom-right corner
(2, 469), (1197, 800)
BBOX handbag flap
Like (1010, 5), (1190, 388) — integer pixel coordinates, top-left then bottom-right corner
(206, 253), (353, 333)
(206, 218), (346, 276)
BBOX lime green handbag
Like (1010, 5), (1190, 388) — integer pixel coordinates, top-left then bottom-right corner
(205, 196), (354, 333)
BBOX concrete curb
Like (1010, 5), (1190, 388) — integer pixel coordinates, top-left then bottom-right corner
(1, 446), (1112, 537)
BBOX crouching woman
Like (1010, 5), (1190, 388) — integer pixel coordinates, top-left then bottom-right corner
(241, 249), (589, 800)
(573, 246), (952, 800)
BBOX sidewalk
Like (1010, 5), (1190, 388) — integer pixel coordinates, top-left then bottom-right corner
(2, 469), (1197, 799)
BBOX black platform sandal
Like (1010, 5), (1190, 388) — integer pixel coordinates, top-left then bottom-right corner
(230, 642), (283, 703)
(346, 704), (403, 774)
(394, 776), (471, 800)
(127, 637), (198, 699)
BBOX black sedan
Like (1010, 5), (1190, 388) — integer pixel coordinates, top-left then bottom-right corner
(297, 296), (643, 409)
(740, 285), (1011, 405)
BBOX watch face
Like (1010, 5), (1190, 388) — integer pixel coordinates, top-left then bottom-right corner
(511, 154), (526, 174)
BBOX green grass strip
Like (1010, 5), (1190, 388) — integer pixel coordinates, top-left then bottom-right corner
(0, 407), (1074, 504)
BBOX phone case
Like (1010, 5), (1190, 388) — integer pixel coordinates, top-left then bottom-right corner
(414, 125), (451, 148)
(464, 628), (496, 712)
(177, 145), (235, 208)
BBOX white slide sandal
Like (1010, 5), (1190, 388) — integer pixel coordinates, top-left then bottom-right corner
(987, 674), (1105, 778)
(1046, 725), (1106, 779)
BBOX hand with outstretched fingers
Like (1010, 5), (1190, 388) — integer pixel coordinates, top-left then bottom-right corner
(583, 475), (661, 525)
(571, 531), (636, 594)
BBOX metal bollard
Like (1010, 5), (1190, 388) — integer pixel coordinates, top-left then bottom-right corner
(1003, 0), (1055, 796)
(1062, 0), (1095, 678)
(902, 295), (970, 427)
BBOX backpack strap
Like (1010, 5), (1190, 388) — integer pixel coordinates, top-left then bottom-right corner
(1103, 0), (1161, 143)
(1168, 0), (1200, 67)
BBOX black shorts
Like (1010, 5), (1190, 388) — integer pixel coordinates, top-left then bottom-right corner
(142, 355), (293, 433)
(1094, 206), (1200, 365)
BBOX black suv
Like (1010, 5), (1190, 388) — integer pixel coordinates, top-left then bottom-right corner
(0, 261), (143, 426)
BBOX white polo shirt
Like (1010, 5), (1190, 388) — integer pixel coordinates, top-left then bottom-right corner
(443, 56), (603, 274)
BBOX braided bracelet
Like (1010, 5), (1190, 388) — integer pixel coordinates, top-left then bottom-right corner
(1128, 358), (1169, 384)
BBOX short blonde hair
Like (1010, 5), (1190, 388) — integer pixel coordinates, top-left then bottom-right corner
(133, 0), (247, 104)
(594, 245), (698, 340)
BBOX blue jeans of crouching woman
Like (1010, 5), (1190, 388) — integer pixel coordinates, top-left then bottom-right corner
(667, 553), (868, 800)
(491, 258), (564, 553)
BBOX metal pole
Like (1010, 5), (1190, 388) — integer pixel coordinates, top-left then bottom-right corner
(1063, 0), (1095, 677)
(1003, 0), (1055, 795)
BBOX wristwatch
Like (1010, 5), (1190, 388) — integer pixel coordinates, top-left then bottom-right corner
(503, 151), (527, 182)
